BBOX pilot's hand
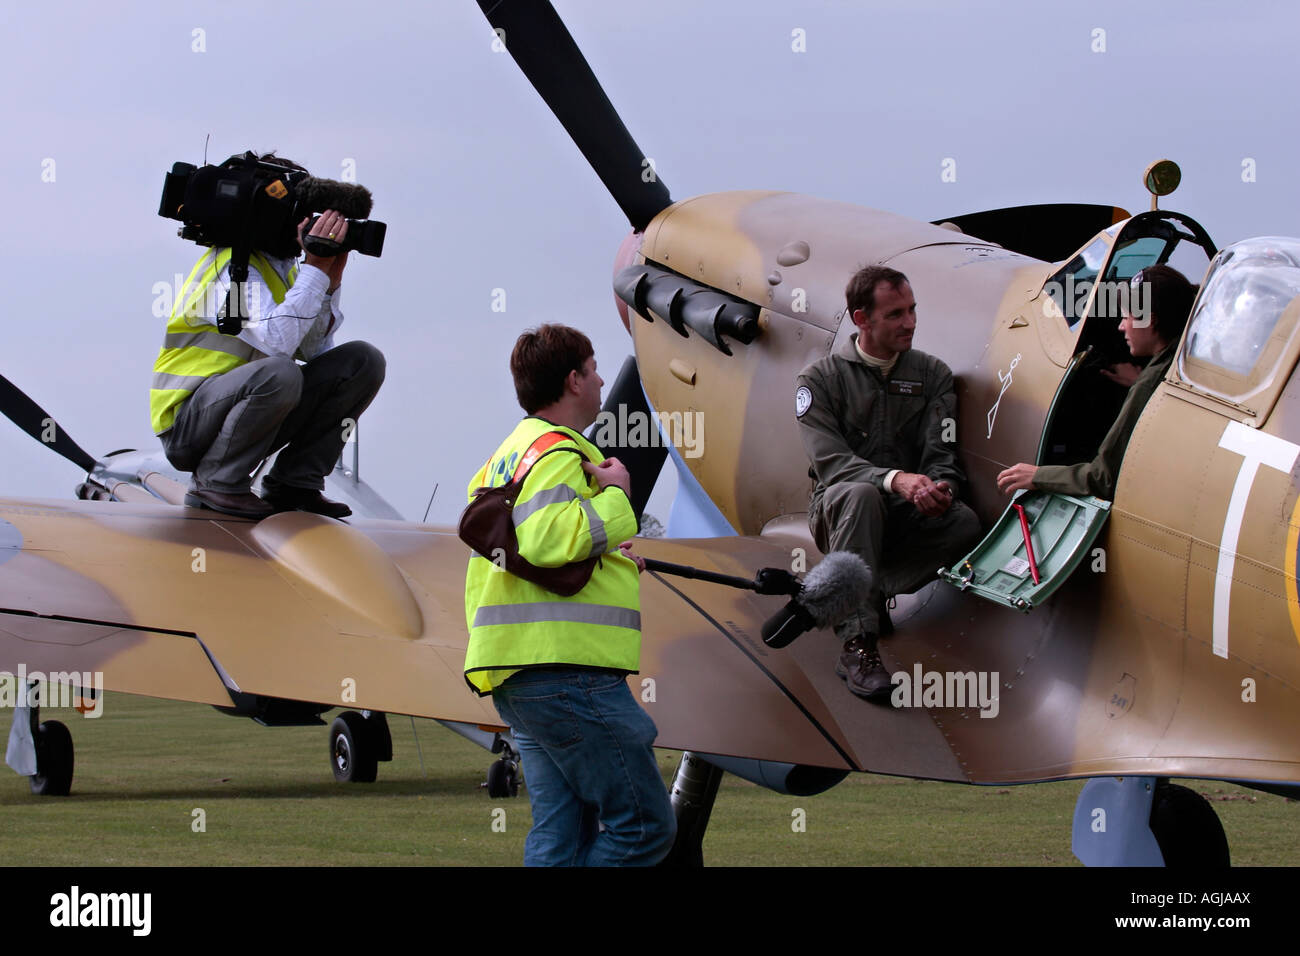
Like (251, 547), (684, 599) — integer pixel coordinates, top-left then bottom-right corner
(1100, 362), (1141, 388)
(896, 473), (953, 517)
(997, 463), (1038, 495)
(584, 458), (632, 498)
(618, 540), (645, 573)
(300, 210), (349, 285)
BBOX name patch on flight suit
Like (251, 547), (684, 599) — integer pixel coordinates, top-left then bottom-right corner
(888, 379), (924, 396)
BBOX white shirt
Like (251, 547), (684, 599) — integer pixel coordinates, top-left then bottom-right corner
(206, 253), (343, 361)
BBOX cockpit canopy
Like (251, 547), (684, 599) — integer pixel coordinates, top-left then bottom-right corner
(1044, 211), (1215, 330)
(1180, 238), (1300, 409)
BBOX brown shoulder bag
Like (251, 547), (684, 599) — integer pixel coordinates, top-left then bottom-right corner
(458, 432), (600, 597)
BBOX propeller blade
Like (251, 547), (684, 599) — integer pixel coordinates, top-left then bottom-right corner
(585, 355), (666, 522)
(0, 374), (97, 473)
(478, 0), (672, 231)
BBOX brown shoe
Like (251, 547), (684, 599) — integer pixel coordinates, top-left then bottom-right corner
(835, 636), (894, 703)
(261, 485), (352, 518)
(184, 489), (275, 519)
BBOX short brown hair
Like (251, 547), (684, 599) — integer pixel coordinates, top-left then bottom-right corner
(846, 265), (909, 317)
(510, 324), (595, 414)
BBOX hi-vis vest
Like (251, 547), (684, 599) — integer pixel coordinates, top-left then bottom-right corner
(463, 417), (641, 696)
(149, 248), (298, 434)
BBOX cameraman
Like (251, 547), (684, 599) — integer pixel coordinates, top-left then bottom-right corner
(149, 154), (385, 519)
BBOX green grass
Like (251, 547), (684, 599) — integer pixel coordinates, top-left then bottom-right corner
(1, 693), (1293, 866)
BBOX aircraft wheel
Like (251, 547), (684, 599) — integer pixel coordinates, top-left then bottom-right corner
(329, 712), (378, 783)
(29, 720), (74, 796)
(1149, 781), (1230, 867)
(486, 757), (520, 798)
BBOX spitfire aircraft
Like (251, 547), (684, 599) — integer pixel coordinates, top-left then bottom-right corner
(3, 0), (1299, 867)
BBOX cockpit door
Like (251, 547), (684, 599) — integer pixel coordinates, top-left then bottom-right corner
(939, 490), (1111, 612)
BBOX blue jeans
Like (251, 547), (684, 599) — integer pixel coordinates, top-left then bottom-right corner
(492, 668), (677, 867)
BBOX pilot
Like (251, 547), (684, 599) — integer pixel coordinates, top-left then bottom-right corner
(462, 324), (676, 866)
(997, 264), (1195, 501)
(149, 153), (385, 519)
(796, 265), (981, 703)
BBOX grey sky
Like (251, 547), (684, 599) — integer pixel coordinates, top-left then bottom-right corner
(3, 0), (1296, 524)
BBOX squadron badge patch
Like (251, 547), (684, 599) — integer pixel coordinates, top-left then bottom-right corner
(795, 385), (812, 418)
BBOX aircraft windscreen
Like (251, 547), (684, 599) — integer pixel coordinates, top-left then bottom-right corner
(1048, 214), (1214, 330)
(1185, 237), (1300, 376)
(1046, 236), (1109, 327)
(1106, 237), (1165, 280)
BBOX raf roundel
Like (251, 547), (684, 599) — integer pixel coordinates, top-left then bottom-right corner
(795, 386), (812, 418)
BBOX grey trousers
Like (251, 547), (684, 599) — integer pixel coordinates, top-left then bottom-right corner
(809, 480), (981, 637)
(160, 341), (386, 495)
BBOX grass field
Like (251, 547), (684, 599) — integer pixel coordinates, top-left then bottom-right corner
(1, 692), (1294, 866)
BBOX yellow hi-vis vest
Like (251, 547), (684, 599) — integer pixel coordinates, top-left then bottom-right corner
(463, 417), (641, 696)
(149, 248), (299, 434)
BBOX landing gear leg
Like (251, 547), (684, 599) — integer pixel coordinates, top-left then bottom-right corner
(660, 751), (723, 867)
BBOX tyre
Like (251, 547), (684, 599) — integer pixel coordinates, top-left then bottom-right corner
(29, 720), (74, 796)
(329, 712), (378, 783)
(1149, 781), (1230, 867)
(486, 758), (519, 798)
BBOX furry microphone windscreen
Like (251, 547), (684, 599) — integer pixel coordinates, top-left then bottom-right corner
(798, 551), (873, 628)
(295, 177), (373, 219)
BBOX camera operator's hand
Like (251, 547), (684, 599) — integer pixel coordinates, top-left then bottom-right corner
(324, 251), (348, 294)
(299, 210), (349, 292)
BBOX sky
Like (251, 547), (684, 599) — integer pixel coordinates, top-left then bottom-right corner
(2, 0), (1297, 525)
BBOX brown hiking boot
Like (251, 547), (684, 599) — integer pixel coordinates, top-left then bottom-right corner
(835, 635), (894, 703)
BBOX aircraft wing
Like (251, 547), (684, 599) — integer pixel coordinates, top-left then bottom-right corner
(0, 498), (498, 727)
(0, 498), (963, 777)
(9, 496), (1289, 786)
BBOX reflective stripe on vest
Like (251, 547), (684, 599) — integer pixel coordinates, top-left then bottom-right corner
(472, 602), (641, 630)
(149, 249), (295, 434)
(462, 417), (641, 696)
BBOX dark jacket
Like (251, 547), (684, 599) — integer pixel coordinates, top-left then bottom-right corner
(1033, 344), (1176, 500)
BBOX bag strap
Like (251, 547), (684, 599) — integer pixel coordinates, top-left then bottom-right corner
(469, 431), (590, 501)
(513, 431), (571, 481)
(511, 430), (588, 483)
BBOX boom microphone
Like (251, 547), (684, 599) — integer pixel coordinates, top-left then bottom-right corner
(761, 552), (872, 649)
(294, 177), (373, 219)
(296, 178), (386, 258)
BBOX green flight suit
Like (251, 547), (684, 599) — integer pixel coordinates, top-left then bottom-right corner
(796, 335), (981, 636)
